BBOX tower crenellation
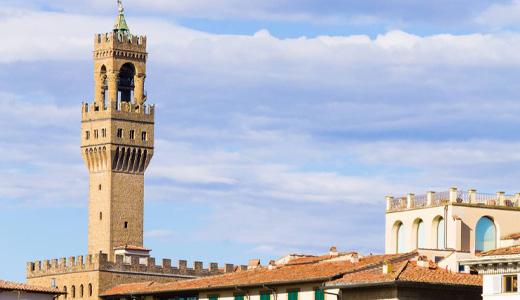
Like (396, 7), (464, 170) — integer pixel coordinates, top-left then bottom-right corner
(27, 2), (235, 299)
(94, 33), (147, 52)
(26, 254), (236, 279)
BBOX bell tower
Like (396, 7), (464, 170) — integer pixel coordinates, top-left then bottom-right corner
(81, 0), (154, 259)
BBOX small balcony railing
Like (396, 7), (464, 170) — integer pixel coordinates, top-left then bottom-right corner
(386, 188), (520, 212)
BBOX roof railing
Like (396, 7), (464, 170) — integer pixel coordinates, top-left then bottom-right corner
(386, 187), (520, 212)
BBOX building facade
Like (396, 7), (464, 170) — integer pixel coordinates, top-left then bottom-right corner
(26, 2), (233, 299)
(326, 256), (482, 300)
(461, 245), (520, 299)
(385, 187), (520, 271)
(100, 250), (482, 300)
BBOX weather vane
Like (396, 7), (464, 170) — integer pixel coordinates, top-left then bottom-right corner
(117, 0), (124, 14)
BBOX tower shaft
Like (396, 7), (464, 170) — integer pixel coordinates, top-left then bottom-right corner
(81, 26), (153, 259)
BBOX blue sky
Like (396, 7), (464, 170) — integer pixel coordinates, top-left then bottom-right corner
(3, 0), (520, 282)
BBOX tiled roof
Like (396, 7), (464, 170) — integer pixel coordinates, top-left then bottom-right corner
(327, 260), (482, 288)
(114, 245), (151, 251)
(0, 280), (65, 294)
(502, 233), (520, 240)
(101, 252), (416, 297)
(478, 245), (520, 257)
(284, 252), (357, 266)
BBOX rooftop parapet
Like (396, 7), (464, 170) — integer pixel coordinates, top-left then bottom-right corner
(386, 187), (520, 212)
(81, 100), (154, 122)
(27, 253), (234, 279)
(94, 32), (147, 52)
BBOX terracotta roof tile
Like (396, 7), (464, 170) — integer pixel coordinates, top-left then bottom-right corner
(502, 233), (520, 240)
(101, 252), (416, 297)
(0, 280), (65, 294)
(478, 245), (520, 257)
(114, 245), (151, 251)
(328, 260), (481, 288)
(284, 252), (357, 266)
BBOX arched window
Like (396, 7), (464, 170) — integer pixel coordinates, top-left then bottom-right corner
(437, 217), (445, 249)
(395, 222), (406, 253)
(476, 216), (496, 252)
(79, 284), (83, 298)
(88, 284), (93, 297)
(416, 219), (426, 249)
(63, 286), (67, 299)
(71, 285), (76, 298)
(118, 63), (136, 102)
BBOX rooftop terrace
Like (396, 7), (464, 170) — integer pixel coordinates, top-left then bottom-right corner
(386, 187), (520, 212)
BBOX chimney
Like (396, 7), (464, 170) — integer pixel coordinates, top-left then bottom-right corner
(268, 260), (276, 270)
(248, 259), (261, 270)
(329, 246), (338, 257)
(350, 253), (359, 263)
(417, 256), (429, 268)
(382, 260), (393, 274)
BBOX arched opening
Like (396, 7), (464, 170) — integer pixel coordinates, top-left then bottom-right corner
(88, 284), (93, 297)
(118, 62), (135, 102)
(63, 286), (67, 299)
(393, 221), (405, 253)
(476, 216), (496, 252)
(71, 285), (76, 298)
(79, 284), (83, 298)
(415, 219), (426, 249)
(100, 65), (107, 106)
(435, 217), (446, 249)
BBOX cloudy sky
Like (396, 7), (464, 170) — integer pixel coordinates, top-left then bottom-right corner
(2, 0), (520, 281)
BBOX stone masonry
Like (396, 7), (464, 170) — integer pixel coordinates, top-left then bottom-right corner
(26, 2), (234, 299)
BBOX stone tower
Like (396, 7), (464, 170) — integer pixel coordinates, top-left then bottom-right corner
(81, 0), (154, 259)
(27, 4), (233, 299)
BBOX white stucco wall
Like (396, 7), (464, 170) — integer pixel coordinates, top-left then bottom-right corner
(385, 204), (520, 255)
(0, 291), (55, 300)
(483, 274), (520, 300)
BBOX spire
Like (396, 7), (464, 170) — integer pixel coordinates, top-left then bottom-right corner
(114, 0), (130, 33)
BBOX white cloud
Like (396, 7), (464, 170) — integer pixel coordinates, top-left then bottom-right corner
(476, 0), (520, 28)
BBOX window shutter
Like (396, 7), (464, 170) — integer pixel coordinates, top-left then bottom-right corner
(315, 289), (324, 300)
(288, 290), (298, 300)
(261, 292), (271, 300)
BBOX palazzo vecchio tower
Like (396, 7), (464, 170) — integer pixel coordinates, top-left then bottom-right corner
(26, 2), (230, 299)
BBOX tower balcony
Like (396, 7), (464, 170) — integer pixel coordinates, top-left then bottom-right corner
(386, 187), (520, 212)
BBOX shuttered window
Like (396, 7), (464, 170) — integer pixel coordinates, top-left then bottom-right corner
(209, 295), (219, 300)
(260, 291), (271, 300)
(235, 294), (244, 300)
(288, 290), (298, 300)
(314, 289), (324, 300)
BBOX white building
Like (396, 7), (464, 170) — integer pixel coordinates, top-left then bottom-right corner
(461, 244), (520, 299)
(385, 187), (520, 272)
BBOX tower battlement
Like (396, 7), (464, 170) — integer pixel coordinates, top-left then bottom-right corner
(94, 32), (147, 52)
(27, 254), (242, 279)
(81, 100), (155, 122)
